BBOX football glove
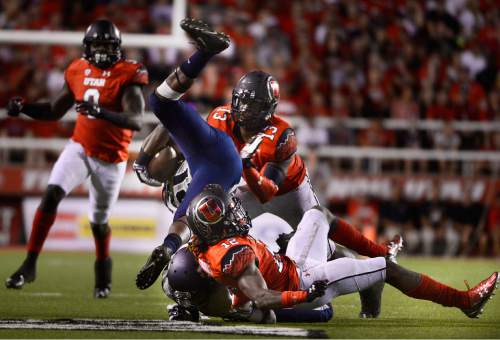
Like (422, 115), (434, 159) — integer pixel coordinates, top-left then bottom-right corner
(76, 101), (102, 118)
(7, 96), (24, 117)
(167, 304), (200, 322)
(133, 161), (163, 187)
(306, 280), (328, 302)
(240, 134), (264, 168)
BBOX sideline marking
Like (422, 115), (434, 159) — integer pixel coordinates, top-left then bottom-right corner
(0, 319), (328, 338)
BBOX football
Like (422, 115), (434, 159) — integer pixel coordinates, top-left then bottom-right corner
(147, 146), (179, 183)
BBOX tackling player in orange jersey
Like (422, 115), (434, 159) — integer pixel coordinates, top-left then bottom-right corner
(188, 184), (499, 320)
(5, 20), (148, 298)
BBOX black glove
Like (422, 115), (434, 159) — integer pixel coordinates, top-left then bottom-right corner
(306, 280), (328, 302)
(7, 96), (24, 117)
(76, 101), (102, 118)
(167, 304), (200, 322)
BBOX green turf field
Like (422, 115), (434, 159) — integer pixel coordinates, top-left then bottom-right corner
(0, 249), (498, 339)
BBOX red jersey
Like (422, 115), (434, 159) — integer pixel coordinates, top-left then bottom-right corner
(65, 58), (149, 163)
(195, 235), (300, 307)
(207, 105), (306, 194)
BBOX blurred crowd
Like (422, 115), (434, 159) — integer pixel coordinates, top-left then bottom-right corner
(0, 0), (498, 255)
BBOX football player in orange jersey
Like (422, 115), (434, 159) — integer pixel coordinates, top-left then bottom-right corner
(187, 184), (499, 320)
(5, 20), (148, 298)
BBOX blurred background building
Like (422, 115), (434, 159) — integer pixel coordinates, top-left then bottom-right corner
(0, 0), (498, 256)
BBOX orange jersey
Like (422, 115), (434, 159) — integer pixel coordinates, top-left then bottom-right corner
(207, 105), (306, 194)
(65, 58), (148, 163)
(195, 235), (300, 307)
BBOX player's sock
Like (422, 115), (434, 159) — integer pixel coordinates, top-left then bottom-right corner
(328, 218), (387, 257)
(27, 208), (57, 254)
(163, 233), (182, 254)
(180, 51), (215, 78)
(91, 223), (111, 261)
(406, 274), (470, 308)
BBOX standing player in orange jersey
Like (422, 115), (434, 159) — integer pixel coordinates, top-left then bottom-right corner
(5, 19), (148, 298)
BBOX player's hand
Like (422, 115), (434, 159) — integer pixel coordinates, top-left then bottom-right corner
(7, 96), (24, 117)
(133, 161), (163, 187)
(76, 101), (102, 118)
(240, 134), (264, 168)
(306, 280), (328, 302)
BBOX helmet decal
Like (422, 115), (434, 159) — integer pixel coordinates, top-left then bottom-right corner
(268, 78), (280, 101)
(195, 196), (224, 224)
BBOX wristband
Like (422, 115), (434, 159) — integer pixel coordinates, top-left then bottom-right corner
(281, 291), (308, 307)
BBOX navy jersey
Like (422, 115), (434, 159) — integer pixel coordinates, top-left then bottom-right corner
(149, 93), (242, 219)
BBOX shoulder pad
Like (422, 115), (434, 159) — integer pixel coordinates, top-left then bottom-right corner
(275, 128), (298, 161)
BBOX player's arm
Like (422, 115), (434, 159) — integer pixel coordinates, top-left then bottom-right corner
(76, 84), (145, 131)
(236, 260), (327, 310)
(7, 83), (75, 120)
(241, 128), (297, 203)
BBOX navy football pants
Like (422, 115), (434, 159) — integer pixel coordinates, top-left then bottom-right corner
(149, 93), (242, 219)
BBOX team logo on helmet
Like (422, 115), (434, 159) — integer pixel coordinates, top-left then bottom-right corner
(195, 196), (225, 224)
(268, 79), (280, 100)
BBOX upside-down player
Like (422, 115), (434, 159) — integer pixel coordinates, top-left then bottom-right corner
(5, 20), (148, 298)
(187, 184), (499, 320)
(133, 22), (401, 318)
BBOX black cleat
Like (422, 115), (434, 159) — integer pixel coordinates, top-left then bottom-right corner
(5, 260), (36, 289)
(94, 257), (112, 299)
(136, 245), (171, 290)
(276, 232), (295, 255)
(359, 280), (384, 318)
(180, 18), (230, 54)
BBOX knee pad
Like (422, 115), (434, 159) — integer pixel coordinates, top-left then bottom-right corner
(40, 185), (66, 212)
(91, 223), (111, 239)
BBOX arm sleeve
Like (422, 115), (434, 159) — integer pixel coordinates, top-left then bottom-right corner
(221, 245), (256, 279)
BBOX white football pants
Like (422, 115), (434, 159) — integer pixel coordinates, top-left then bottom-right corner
(48, 140), (126, 224)
(286, 208), (387, 309)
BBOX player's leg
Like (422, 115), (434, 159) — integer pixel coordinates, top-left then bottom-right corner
(5, 141), (90, 289)
(149, 19), (229, 159)
(88, 157), (127, 298)
(385, 261), (499, 318)
(297, 256), (387, 310)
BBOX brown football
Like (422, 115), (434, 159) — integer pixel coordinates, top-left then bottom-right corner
(147, 146), (179, 183)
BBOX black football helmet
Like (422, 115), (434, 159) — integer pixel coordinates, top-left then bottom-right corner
(187, 184), (251, 246)
(231, 71), (280, 133)
(83, 19), (122, 69)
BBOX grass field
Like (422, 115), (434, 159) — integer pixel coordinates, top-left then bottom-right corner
(0, 249), (499, 339)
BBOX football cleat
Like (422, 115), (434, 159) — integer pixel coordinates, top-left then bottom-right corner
(386, 235), (403, 264)
(180, 18), (230, 55)
(359, 281), (384, 318)
(136, 245), (171, 290)
(461, 272), (499, 318)
(5, 261), (36, 289)
(94, 257), (112, 299)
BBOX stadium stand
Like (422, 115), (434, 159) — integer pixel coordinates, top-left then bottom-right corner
(0, 0), (498, 256)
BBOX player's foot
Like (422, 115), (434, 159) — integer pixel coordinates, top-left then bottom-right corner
(136, 245), (171, 290)
(461, 272), (499, 318)
(386, 235), (403, 264)
(180, 18), (230, 55)
(359, 280), (384, 318)
(5, 260), (36, 289)
(94, 257), (112, 298)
